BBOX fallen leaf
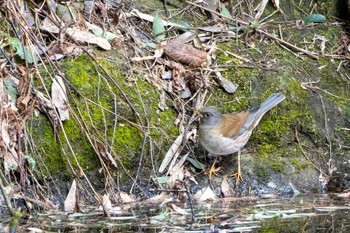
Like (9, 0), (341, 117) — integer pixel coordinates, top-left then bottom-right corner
(194, 186), (216, 201)
(159, 133), (183, 173)
(64, 180), (78, 212)
(40, 17), (111, 50)
(119, 192), (135, 203)
(254, 0), (269, 20)
(221, 176), (234, 197)
(163, 41), (208, 67)
(101, 194), (112, 217)
(153, 13), (166, 41)
(171, 203), (188, 215)
(215, 70), (238, 94)
(303, 14), (326, 24)
(51, 75), (69, 121)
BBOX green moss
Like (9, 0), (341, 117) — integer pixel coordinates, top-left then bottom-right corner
(291, 158), (309, 171)
(60, 55), (177, 171)
(270, 160), (284, 173)
(254, 162), (270, 180)
(27, 115), (69, 179)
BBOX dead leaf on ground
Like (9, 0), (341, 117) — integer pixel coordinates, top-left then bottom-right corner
(221, 176), (234, 197)
(102, 194), (112, 216)
(51, 75), (69, 121)
(171, 203), (189, 215)
(166, 165), (184, 188)
(166, 60), (186, 93)
(254, 0), (269, 20)
(159, 133), (183, 173)
(119, 192), (136, 203)
(64, 179), (79, 212)
(17, 71), (32, 111)
(215, 70), (238, 94)
(40, 17), (111, 50)
(194, 186), (217, 201)
(163, 41), (208, 67)
(95, 139), (118, 171)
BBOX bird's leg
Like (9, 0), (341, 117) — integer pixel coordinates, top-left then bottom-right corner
(208, 156), (219, 178)
(234, 150), (244, 185)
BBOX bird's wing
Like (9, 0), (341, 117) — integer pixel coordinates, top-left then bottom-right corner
(220, 111), (250, 138)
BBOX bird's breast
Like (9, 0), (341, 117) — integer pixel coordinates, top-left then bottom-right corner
(198, 128), (251, 156)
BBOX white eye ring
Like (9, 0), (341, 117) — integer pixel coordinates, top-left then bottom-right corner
(204, 113), (211, 118)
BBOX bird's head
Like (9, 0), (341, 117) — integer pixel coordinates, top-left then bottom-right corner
(194, 107), (223, 127)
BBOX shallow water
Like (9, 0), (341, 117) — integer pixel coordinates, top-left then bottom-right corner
(2, 194), (350, 232)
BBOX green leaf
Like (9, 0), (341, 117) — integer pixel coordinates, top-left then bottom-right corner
(303, 14), (326, 24)
(187, 157), (206, 170)
(152, 211), (168, 221)
(90, 27), (117, 41)
(168, 19), (191, 29)
(221, 6), (232, 19)
(25, 155), (36, 170)
(3, 78), (18, 99)
(152, 176), (169, 184)
(144, 42), (157, 49)
(6, 35), (39, 63)
(153, 13), (166, 41)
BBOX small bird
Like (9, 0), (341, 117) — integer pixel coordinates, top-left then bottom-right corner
(194, 93), (285, 183)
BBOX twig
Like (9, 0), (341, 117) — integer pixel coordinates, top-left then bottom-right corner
(185, 0), (248, 26)
(82, 49), (148, 194)
(316, 92), (334, 176)
(0, 174), (17, 215)
(294, 127), (327, 177)
(300, 82), (350, 101)
(212, 64), (278, 72)
(258, 29), (319, 60)
(183, 181), (196, 223)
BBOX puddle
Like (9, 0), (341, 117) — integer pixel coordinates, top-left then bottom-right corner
(2, 194), (350, 232)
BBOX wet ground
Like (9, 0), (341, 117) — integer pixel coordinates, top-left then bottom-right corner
(1, 194), (350, 232)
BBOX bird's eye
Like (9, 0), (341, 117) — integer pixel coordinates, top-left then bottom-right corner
(204, 113), (211, 118)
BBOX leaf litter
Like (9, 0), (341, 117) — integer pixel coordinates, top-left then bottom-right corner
(0, 0), (349, 231)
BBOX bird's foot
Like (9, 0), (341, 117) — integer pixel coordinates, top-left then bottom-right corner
(233, 167), (244, 185)
(207, 164), (221, 178)
(206, 157), (220, 178)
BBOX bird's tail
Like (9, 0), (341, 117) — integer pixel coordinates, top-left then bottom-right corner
(257, 93), (285, 114)
(239, 93), (285, 134)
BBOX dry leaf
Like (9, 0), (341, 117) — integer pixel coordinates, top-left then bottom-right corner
(221, 176), (234, 197)
(96, 140), (118, 171)
(194, 186), (216, 201)
(64, 179), (78, 212)
(171, 203), (188, 215)
(335, 191), (350, 199)
(17, 72), (32, 111)
(27, 228), (44, 233)
(166, 165), (184, 188)
(126, 9), (188, 30)
(119, 192), (135, 203)
(254, 0), (269, 20)
(171, 31), (197, 44)
(101, 194), (112, 216)
(167, 61), (186, 93)
(215, 69), (238, 94)
(40, 17), (111, 50)
(163, 41), (208, 67)
(52, 75), (69, 121)
(131, 44), (163, 62)
(159, 133), (183, 173)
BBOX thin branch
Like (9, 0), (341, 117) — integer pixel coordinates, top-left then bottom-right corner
(294, 127), (327, 177)
(258, 29), (319, 60)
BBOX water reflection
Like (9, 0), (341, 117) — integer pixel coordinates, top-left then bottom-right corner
(3, 194), (350, 232)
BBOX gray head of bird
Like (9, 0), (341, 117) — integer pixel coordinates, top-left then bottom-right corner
(194, 107), (223, 127)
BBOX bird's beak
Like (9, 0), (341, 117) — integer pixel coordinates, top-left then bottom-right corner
(193, 109), (203, 117)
